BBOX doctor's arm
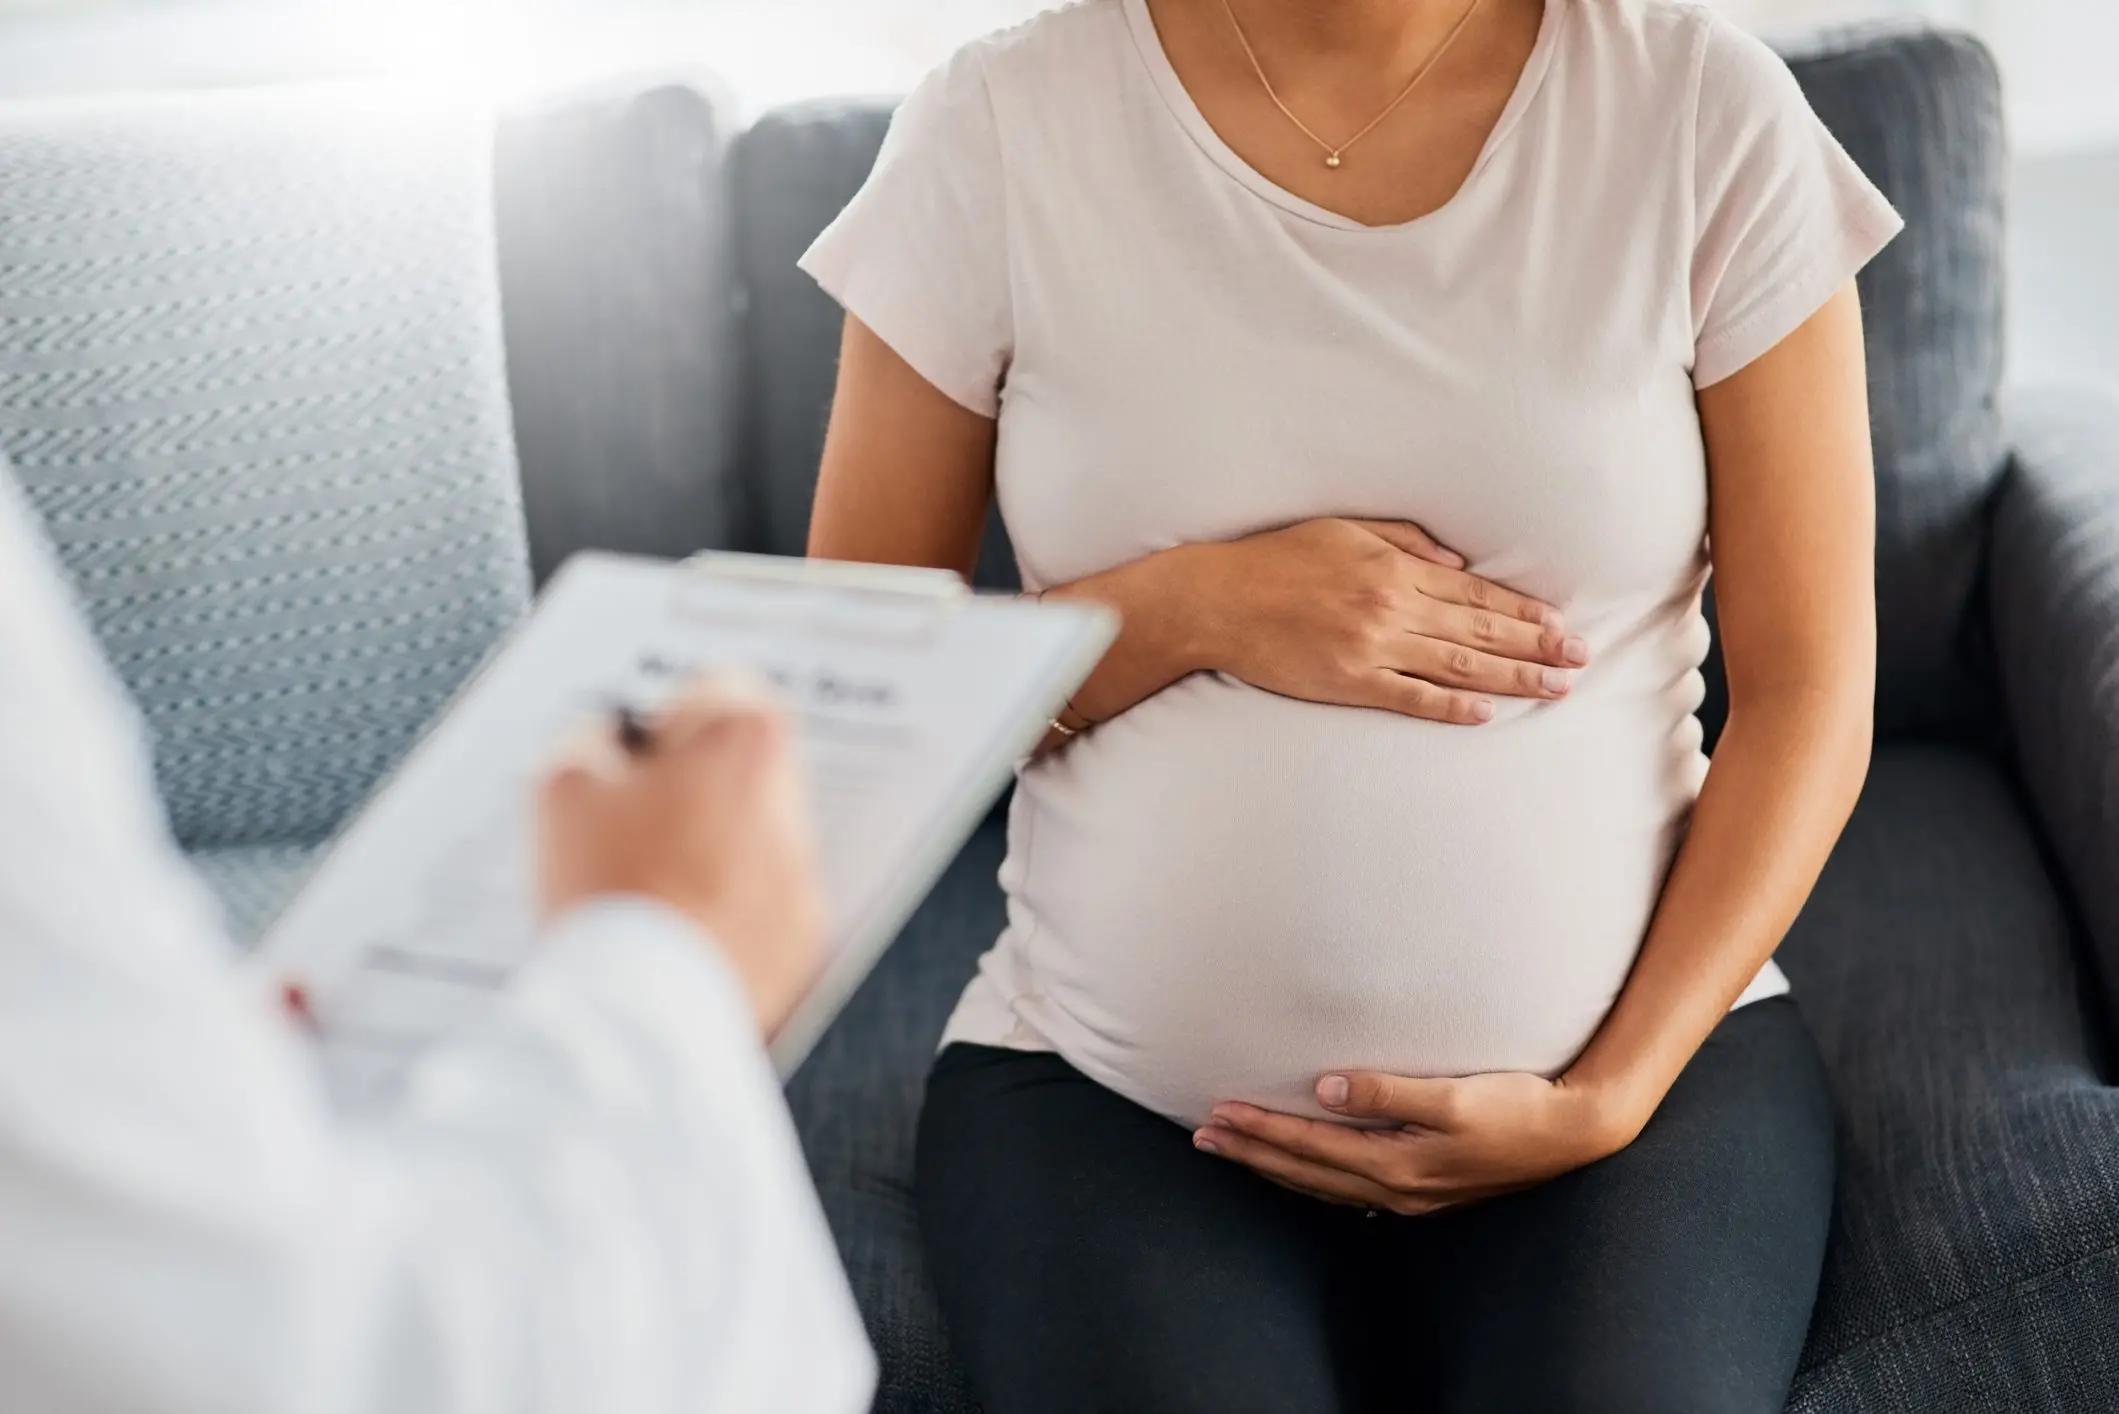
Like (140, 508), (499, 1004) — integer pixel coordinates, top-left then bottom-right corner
(0, 501), (872, 1414)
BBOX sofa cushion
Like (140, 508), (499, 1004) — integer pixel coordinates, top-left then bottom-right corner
(188, 842), (317, 948)
(728, 100), (890, 562)
(1991, 383), (2119, 1047)
(1778, 746), (2119, 1412)
(0, 86), (531, 850)
(787, 811), (997, 1414)
(495, 81), (746, 582)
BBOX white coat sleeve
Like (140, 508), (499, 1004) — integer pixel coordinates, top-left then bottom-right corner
(0, 470), (875, 1414)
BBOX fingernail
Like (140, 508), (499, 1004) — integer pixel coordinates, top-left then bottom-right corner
(1193, 1133), (1221, 1155)
(1319, 1075), (1350, 1108)
(1542, 668), (1570, 694)
(1541, 609), (1565, 632)
(1563, 637), (1589, 666)
(1441, 550), (1466, 568)
(1472, 699), (1496, 722)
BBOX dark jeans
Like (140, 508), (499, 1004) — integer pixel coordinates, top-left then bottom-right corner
(915, 996), (1834, 1414)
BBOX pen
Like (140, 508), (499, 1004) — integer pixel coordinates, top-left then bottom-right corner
(614, 704), (654, 755)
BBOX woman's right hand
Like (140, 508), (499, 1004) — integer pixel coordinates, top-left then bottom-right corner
(1186, 518), (1589, 725)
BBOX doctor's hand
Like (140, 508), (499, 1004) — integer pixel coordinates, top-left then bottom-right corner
(1190, 518), (1591, 725)
(1192, 1069), (1642, 1215)
(538, 680), (826, 1036)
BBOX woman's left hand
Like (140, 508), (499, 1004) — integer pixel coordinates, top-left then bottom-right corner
(1193, 1070), (1647, 1215)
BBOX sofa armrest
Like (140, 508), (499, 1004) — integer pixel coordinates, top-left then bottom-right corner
(1992, 382), (2119, 1019)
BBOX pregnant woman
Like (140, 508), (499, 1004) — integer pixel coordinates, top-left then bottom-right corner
(805, 0), (1899, 1408)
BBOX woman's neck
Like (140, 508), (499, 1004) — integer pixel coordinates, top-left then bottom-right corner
(1219, 0), (1481, 68)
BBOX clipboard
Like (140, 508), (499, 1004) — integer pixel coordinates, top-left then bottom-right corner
(255, 551), (1115, 1109)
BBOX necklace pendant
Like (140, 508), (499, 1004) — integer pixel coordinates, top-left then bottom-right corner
(1324, 152), (1343, 170)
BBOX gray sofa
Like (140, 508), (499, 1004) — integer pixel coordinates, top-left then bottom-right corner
(3, 21), (2115, 1414)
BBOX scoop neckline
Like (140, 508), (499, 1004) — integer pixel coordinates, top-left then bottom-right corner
(1120, 0), (1566, 234)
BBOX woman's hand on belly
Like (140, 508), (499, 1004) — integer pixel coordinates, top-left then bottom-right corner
(1044, 517), (1592, 744)
(1190, 1068), (1634, 1215)
(1188, 518), (1590, 722)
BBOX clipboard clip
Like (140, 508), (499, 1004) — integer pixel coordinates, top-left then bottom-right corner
(683, 551), (970, 600)
(674, 552), (969, 645)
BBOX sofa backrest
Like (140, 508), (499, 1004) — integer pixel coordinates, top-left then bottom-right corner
(0, 87), (531, 849)
(729, 100), (891, 564)
(721, 24), (2013, 738)
(1769, 26), (2009, 743)
(495, 81), (747, 583)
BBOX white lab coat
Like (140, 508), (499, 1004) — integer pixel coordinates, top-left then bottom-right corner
(0, 473), (876, 1414)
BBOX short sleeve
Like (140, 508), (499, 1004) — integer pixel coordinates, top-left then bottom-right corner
(798, 47), (1013, 417)
(1689, 19), (1905, 390)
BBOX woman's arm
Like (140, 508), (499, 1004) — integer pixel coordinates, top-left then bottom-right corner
(809, 317), (1588, 738)
(807, 316), (996, 579)
(807, 317), (1218, 734)
(1563, 281), (1876, 1129)
(1194, 285), (1877, 1210)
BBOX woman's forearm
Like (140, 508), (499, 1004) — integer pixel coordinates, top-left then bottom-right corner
(1562, 685), (1871, 1136)
(1565, 285), (1882, 1142)
(1029, 543), (1231, 749)
(1028, 520), (1578, 753)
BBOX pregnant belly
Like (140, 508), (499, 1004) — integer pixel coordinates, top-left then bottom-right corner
(992, 673), (1707, 1126)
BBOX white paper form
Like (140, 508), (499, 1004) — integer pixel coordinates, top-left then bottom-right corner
(256, 552), (1114, 1111)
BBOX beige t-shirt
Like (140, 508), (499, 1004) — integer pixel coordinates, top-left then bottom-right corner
(802, 0), (1902, 1126)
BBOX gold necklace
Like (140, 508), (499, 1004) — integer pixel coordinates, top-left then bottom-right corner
(1218, 0), (1490, 170)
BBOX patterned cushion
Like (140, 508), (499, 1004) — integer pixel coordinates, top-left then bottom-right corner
(0, 86), (531, 850)
(188, 842), (318, 948)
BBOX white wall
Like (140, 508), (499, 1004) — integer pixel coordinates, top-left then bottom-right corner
(1983, 1), (2119, 153)
(1711, 0), (2119, 388)
(2, 2), (2115, 151)
(2012, 148), (2119, 392)
(1715, 0), (2119, 152)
